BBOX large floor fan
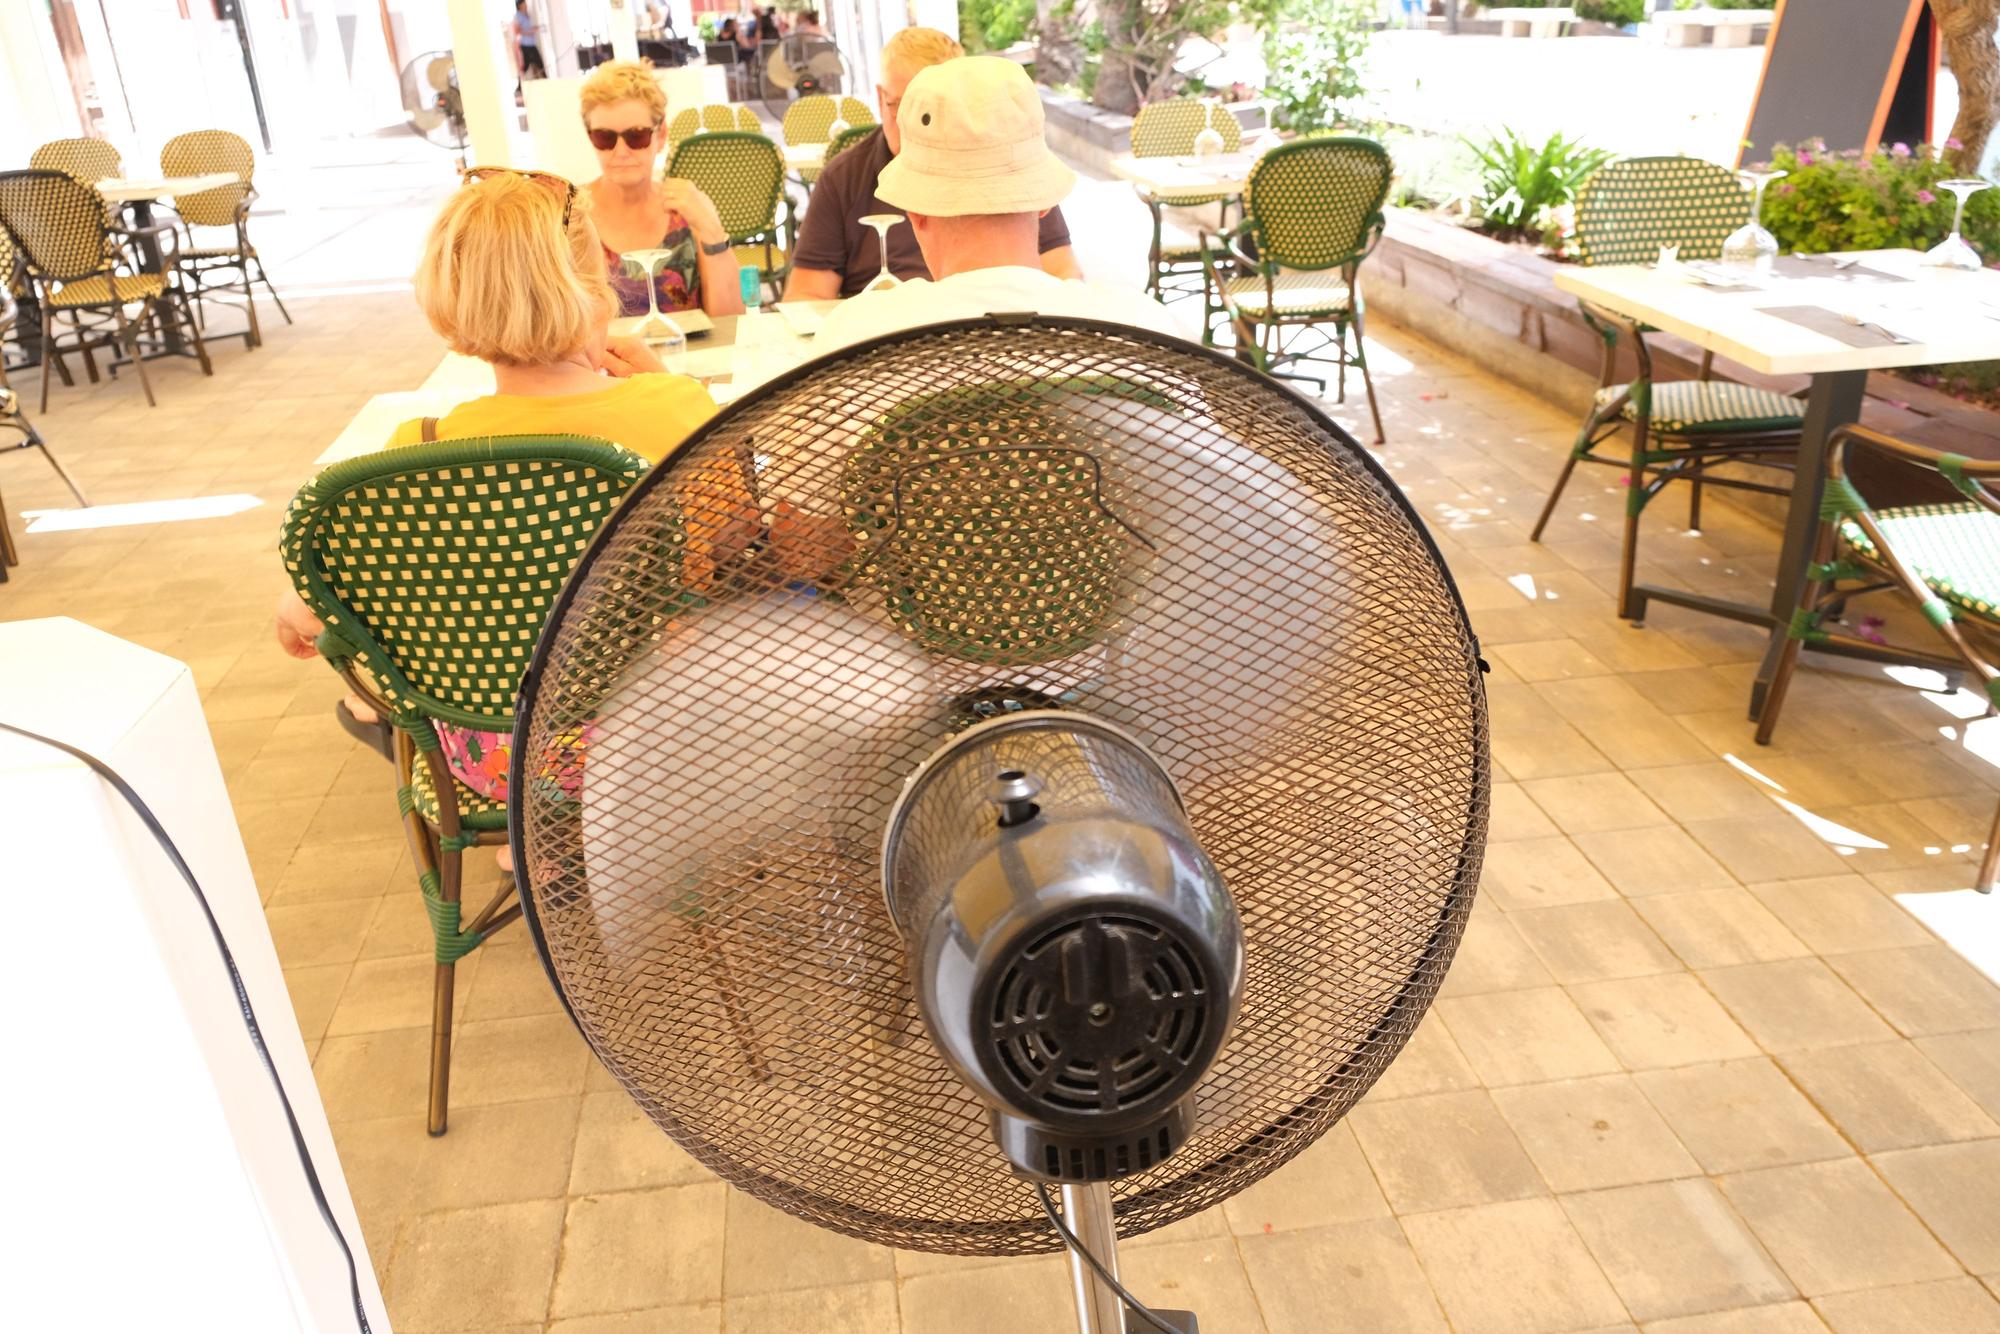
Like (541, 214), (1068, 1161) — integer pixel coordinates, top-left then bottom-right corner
(511, 317), (1488, 1333)
(400, 51), (467, 164)
(761, 33), (856, 116)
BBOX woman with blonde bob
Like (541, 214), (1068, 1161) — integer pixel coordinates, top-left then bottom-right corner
(274, 170), (721, 809)
(579, 59), (745, 318)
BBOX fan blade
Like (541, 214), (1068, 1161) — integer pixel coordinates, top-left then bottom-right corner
(426, 58), (454, 93)
(411, 106), (446, 131)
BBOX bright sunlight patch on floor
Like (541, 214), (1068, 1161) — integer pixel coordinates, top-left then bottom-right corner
(1894, 888), (2000, 986)
(24, 495), (263, 533)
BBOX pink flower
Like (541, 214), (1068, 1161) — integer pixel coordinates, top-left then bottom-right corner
(1948, 136), (1965, 150)
(1797, 151), (1815, 166)
(1918, 189), (1936, 204)
(1775, 182), (1795, 195)
(1891, 142), (1911, 158)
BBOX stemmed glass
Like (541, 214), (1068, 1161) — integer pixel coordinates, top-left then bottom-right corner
(621, 248), (684, 343)
(1925, 178), (1992, 270)
(859, 213), (904, 292)
(1193, 96), (1227, 162)
(1721, 169), (1786, 276)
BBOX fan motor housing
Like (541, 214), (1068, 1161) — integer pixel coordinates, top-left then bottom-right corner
(884, 713), (1243, 1183)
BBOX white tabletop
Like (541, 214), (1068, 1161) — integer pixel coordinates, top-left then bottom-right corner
(1108, 149), (1269, 197)
(96, 172), (239, 203)
(1552, 248), (2000, 376)
(784, 142), (827, 171)
(314, 303), (838, 467)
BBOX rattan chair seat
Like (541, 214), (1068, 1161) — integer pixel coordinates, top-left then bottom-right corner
(1593, 380), (1804, 436)
(45, 272), (167, 307)
(408, 752), (511, 828)
(1840, 502), (2000, 620)
(1218, 271), (1355, 318)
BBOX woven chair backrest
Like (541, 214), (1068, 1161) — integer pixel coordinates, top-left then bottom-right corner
(280, 436), (649, 730)
(1575, 156), (1749, 267)
(668, 131), (783, 239)
(0, 170), (113, 285)
(161, 129), (256, 229)
(1244, 136), (1390, 272)
(827, 122), (878, 164)
(783, 93), (839, 146)
(1130, 98), (1242, 158)
(30, 137), (123, 183)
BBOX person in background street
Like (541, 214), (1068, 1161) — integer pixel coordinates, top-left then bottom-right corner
(783, 27), (1081, 301)
(512, 0), (545, 100)
(758, 7), (782, 39)
(811, 57), (1184, 351)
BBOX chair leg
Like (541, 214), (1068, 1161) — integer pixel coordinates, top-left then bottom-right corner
(0, 479), (16, 576)
(429, 952), (460, 1137)
(240, 263), (264, 349)
(1688, 473), (1704, 532)
(1335, 323), (1349, 404)
(1350, 308), (1385, 445)
(1978, 800), (1999, 894)
(112, 306), (156, 408)
(175, 294), (213, 377)
(260, 263), (292, 326)
(38, 305), (54, 414)
(1616, 422), (1655, 622)
(38, 438), (90, 507)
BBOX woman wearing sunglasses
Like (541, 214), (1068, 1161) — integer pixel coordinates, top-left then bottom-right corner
(579, 60), (745, 319)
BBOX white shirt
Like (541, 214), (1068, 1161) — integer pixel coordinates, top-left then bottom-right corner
(811, 266), (1192, 354)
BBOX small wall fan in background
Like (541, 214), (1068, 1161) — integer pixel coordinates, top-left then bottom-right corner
(400, 52), (467, 167)
(511, 317), (1490, 1333)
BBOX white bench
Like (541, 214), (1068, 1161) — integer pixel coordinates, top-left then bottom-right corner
(1485, 6), (1575, 38)
(1650, 7), (1774, 48)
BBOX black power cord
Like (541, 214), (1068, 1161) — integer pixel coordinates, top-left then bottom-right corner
(1, 721), (374, 1334)
(1035, 1182), (1191, 1334)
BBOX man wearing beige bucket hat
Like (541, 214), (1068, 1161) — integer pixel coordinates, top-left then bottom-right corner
(811, 56), (1186, 352)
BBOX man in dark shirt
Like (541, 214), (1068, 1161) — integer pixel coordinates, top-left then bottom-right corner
(783, 27), (1081, 300)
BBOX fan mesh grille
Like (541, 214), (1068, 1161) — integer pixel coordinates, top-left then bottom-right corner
(514, 319), (1487, 1253)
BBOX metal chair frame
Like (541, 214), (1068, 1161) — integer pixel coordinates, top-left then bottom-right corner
(1130, 98), (1241, 302)
(160, 130), (291, 349)
(1759, 424), (2000, 891)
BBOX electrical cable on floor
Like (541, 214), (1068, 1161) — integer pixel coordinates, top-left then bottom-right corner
(1035, 1182), (1190, 1334)
(2, 721), (373, 1334)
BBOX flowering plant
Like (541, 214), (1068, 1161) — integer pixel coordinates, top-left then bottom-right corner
(1757, 139), (2000, 261)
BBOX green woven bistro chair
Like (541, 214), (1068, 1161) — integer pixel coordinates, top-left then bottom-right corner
(161, 129), (290, 350)
(0, 169), (212, 411)
(1530, 156), (1806, 620)
(1759, 425), (2000, 891)
(1199, 135), (1392, 443)
(666, 104), (762, 157)
(1130, 98), (1242, 302)
(1, 277), (89, 581)
(826, 121), (878, 165)
(281, 435), (650, 1134)
(667, 129), (793, 295)
(781, 93), (873, 186)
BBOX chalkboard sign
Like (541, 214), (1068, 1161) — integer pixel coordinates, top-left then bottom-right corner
(1739, 0), (1935, 167)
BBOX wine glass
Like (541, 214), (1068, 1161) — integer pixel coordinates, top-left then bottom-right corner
(1925, 178), (1991, 270)
(1193, 96), (1226, 162)
(620, 247), (680, 341)
(1721, 169), (1786, 276)
(859, 213), (905, 292)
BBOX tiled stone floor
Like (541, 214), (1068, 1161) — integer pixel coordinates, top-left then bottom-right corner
(6, 213), (2000, 1333)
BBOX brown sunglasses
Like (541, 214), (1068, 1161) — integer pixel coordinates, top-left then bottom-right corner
(459, 165), (577, 227)
(586, 125), (660, 152)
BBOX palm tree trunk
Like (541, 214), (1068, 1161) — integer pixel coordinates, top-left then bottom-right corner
(1936, 0), (2000, 171)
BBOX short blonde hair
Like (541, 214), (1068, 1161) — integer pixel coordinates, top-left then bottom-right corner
(413, 175), (603, 366)
(881, 27), (962, 84)
(580, 59), (666, 125)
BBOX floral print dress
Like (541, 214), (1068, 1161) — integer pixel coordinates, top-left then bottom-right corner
(605, 212), (703, 317)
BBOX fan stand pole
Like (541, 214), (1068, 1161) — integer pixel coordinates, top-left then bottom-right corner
(1059, 1183), (1128, 1334)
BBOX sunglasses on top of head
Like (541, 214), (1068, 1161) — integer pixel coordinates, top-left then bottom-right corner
(587, 125), (660, 151)
(460, 165), (578, 227)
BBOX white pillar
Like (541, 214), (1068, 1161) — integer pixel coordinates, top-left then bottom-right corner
(448, 0), (518, 166)
(0, 1), (80, 165)
(609, 0), (640, 63)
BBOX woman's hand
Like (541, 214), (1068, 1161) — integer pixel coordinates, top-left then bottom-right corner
(274, 589), (323, 660)
(597, 334), (667, 377)
(659, 177), (729, 248)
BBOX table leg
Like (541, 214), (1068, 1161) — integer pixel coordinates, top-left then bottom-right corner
(1748, 368), (1867, 720)
(124, 200), (186, 356)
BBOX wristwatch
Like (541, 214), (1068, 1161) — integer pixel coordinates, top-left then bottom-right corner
(700, 237), (733, 256)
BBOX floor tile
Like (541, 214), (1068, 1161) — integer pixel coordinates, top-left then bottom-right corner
(1569, 973), (1761, 1070)
(1683, 817), (1853, 885)
(1481, 836), (1622, 909)
(1699, 960), (1897, 1054)
(1572, 825), (1740, 897)
(313, 1025), (434, 1122)
(1493, 638), (1614, 684)
(1811, 1278), (2000, 1333)
(1510, 900), (1682, 983)
(405, 1096), (580, 1211)
(1631, 890), (1813, 970)
(1238, 1219), (1447, 1334)
(568, 1090), (715, 1196)
(549, 1183), (728, 1317)
(1348, 1089), (1545, 1213)
(1561, 1178), (1795, 1322)
(1402, 1197), (1629, 1333)
(1492, 1074), (1700, 1193)
(1868, 1140), (2000, 1275)
(1743, 877), (1935, 957)
(1492, 782), (1563, 841)
(1718, 1159), (1961, 1297)
(551, 1305), (722, 1334)
(325, 953), (475, 1038)
(1626, 763), (1772, 825)
(1220, 1122), (1391, 1233)
(1778, 1041), (1998, 1152)
(1519, 771), (1672, 834)
(284, 962), (352, 1045)
(1439, 907), (1558, 996)
(1368, 1013), (1482, 1101)
(445, 1013), (594, 1109)
(385, 1198), (566, 1331)
(1919, 1030), (2000, 1120)
(725, 1282), (897, 1334)
(1643, 1302), (1832, 1333)
(1633, 1059), (1850, 1174)
(897, 1255), (1075, 1334)
(1438, 987), (1623, 1086)
(1823, 944), (2000, 1037)
(722, 1190), (895, 1296)
(1119, 1238), (1270, 1333)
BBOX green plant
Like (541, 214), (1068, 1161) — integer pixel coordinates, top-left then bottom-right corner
(1759, 138), (2000, 257)
(1673, 0), (1772, 8)
(1241, 0), (1375, 134)
(1041, 0), (1234, 112)
(960, 0), (1038, 52)
(696, 13), (717, 41)
(1464, 127), (1612, 244)
(1576, 0), (1644, 22)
